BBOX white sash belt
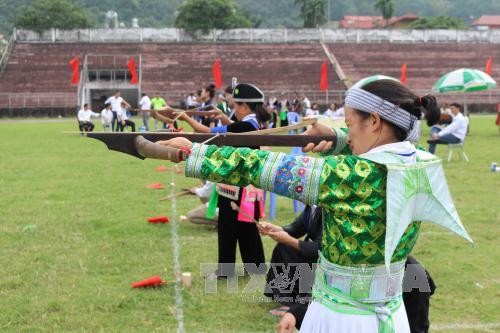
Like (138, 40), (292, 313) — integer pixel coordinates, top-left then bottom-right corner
(318, 253), (405, 303)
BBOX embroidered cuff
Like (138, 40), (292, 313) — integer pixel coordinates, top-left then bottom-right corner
(331, 128), (349, 155)
(185, 143), (208, 179)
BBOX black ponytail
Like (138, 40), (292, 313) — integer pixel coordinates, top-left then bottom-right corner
(205, 83), (216, 99)
(237, 102), (271, 127)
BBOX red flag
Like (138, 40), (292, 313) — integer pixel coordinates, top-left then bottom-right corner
(212, 59), (223, 89)
(69, 56), (79, 85)
(400, 63), (407, 84)
(127, 57), (139, 84)
(320, 60), (328, 91)
(486, 57), (493, 76)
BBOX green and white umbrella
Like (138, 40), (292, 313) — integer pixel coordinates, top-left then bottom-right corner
(350, 75), (400, 90)
(432, 68), (496, 93)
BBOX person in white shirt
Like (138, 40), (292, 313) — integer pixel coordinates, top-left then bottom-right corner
(187, 181), (218, 226)
(139, 92), (152, 131)
(77, 103), (100, 132)
(305, 102), (320, 117)
(105, 90), (131, 131)
(101, 103), (114, 131)
(332, 105), (345, 119)
(186, 93), (197, 109)
(117, 101), (136, 132)
(301, 93), (311, 110)
(427, 102), (468, 154)
(324, 102), (336, 119)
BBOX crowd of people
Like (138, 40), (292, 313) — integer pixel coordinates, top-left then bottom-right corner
(77, 88), (350, 135)
(78, 88), (470, 170)
(77, 90), (135, 133)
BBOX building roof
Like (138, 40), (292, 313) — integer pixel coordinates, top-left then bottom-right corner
(388, 13), (419, 26)
(471, 15), (500, 27)
(340, 13), (419, 29)
(340, 16), (384, 29)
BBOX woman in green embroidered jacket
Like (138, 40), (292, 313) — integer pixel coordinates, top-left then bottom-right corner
(156, 80), (472, 333)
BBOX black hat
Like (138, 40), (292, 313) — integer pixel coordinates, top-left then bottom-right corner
(232, 83), (264, 103)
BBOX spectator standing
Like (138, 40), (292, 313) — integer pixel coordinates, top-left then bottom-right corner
(186, 92), (198, 109)
(151, 92), (167, 130)
(199, 83), (216, 127)
(301, 93), (311, 111)
(139, 92), (152, 131)
(278, 94), (289, 127)
(287, 103), (300, 133)
(105, 90), (130, 131)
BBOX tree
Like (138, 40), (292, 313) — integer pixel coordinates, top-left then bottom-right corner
(15, 0), (93, 33)
(174, 0), (252, 35)
(294, 0), (327, 28)
(374, 0), (394, 26)
(407, 16), (467, 29)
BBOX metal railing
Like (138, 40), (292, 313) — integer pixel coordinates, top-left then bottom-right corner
(1, 88), (498, 110)
(85, 54), (137, 69)
(0, 92), (76, 108)
(133, 89), (500, 106)
(86, 69), (132, 82)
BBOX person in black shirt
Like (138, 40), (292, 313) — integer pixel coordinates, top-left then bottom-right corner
(176, 83), (271, 279)
(259, 205), (322, 315)
(199, 83), (216, 127)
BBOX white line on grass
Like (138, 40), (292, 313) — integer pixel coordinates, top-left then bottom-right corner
(433, 322), (500, 331)
(170, 169), (184, 333)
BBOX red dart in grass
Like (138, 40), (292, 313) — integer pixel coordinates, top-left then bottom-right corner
(155, 165), (168, 172)
(146, 183), (164, 189)
(147, 216), (169, 224)
(131, 275), (165, 288)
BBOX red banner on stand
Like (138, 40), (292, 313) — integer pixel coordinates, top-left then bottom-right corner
(69, 56), (79, 85)
(320, 60), (328, 91)
(212, 59), (223, 89)
(400, 63), (407, 84)
(486, 57), (493, 76)
(128, 57), (139, 84)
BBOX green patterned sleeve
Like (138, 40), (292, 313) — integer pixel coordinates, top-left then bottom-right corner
(185, 143), (326, 205)
(184, 143), (385, 209)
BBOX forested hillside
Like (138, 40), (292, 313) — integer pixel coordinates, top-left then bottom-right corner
(1, 0), (499, 35)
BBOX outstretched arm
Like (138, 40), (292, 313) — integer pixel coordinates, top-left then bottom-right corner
(176, 113), (211, 133)
(156, 129), (376, 212)
(150, 110), (175, 124)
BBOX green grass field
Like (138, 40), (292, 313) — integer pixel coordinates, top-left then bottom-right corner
(0, 116), (499, 333)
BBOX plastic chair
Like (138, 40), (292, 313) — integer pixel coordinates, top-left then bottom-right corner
(447, 142), (469, 162)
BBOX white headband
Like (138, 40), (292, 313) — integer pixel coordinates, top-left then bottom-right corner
(345, 88), (419, 142)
